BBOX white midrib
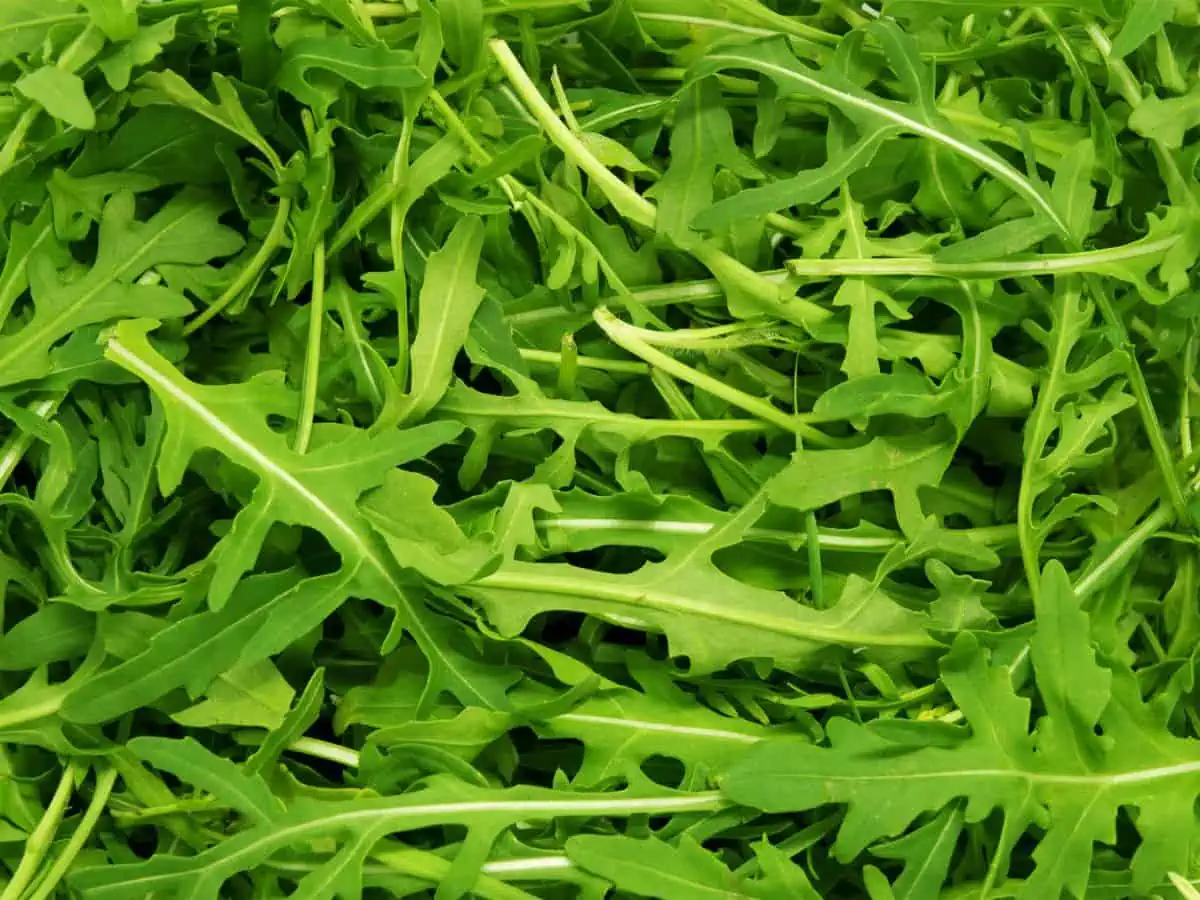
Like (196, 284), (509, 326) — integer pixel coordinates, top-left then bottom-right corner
(88, 792), (725, 893)
(787, 234), (1181, 278)
(542, 516), (903, 551)
(0, 208), (201, 375)
(802, 759), (1200, 788)
(707, 52), (1067, 234)
(0, 220), (52, 321)
(103, 339), (412, 611)
(439, 394), (771, 434)
(104, 337), (500, 706)
(475, 567), (938, 648)
(556, 712), (762, 744)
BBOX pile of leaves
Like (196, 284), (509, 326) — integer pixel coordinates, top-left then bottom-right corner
(4, 0), (1200, 896)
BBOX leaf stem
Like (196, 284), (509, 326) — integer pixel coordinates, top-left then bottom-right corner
(0, 765), (77, 900)
(373, 849), (545, 900)
(785, 235), (1181, 279)
(0, 395), (62, 491)
(593, 307), (836, 445)
(286, 737), (360, 769)
(183, 196), (292, 335)
(488, 39), (657, 229)
(294, 241), (326, 454)
(26, 767), (120, 900)
(1073, 504), (1174, 600)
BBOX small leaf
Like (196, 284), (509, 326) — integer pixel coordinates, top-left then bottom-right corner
(130, 736), (285, 825)
(1111, 0), (1175, 57)
(16, 67), (96, 130)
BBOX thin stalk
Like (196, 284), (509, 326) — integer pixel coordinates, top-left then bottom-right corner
(488, 38), (826, 327)
(1083, 19), (1195, 207)
(594, 307), (836, 445)
(0, 765), (77, 900)
(489, 40), (656, 228)
(287, 737), (360, 769)
(0, 396), (62, 490)
(269, 850), (564, 900)
(0, 107), (41, 180)
(602, 318), (794, 350)
(554, 334), (578, 396)
(1073, 504), (1174, 600)
(1184, 335), (1196, 459)
(508, 273), (776, 327)
(785, 235), (1181, 280)
(26, 767), (120, 900)
(388, 117), (416, 392)
(183, 196), (292, 335)
(294, 243), (327, 454)
(806, 510), (825, 607)
(538, 515), (1039, 554)
(373, 849), (544, 900)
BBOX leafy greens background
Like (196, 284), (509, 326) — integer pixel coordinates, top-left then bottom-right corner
(1, 0), (1200, 897)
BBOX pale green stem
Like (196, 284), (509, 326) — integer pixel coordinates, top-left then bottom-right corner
(1073, 504), (1174, 601)
(0, 107), (41, 181)
(294, 241), (326, 454)
(270, 850), (565, 900)
(373, 850), (544, 900)
(1083, 18), (1195, 208)
(606, 318), (791, 349)
(786, 235), (1180, 280)
(0, 396), (62, 490)
(593, 307), (837, 446)
(554, 334), (578, 397)
(520, 347), (647, 376)
(1184, 335), (1197, 458)
(0, 766), (77, 900)
(183, 196), (292, 335)
(507, 273), (787, 327)
(489, 39), (657, 229)
(287, 737), (359, 769)
(539, 515), (1034, 553)
(806, 510), (824, 607)
(388, 118), (415, 392)
(26, 767), (120, 900)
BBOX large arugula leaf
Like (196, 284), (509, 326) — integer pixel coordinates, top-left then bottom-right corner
(97, 319), (511, 711)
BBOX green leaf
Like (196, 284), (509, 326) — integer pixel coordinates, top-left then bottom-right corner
(245, 668), (326, 776)
(0, 191), (242, 389)
(466, 491), (938, 673)
(170, 659), (296, 729)
(399, 216), (487, 423)
(689, 38), (1066, 233)
(16, 67), (95, 130)
(129, 736), (285, 825)
(566, 834), (752, 899)
(132, 71), (282, 173)
(1111, 0), (1175, 57)
(648, 79), (750, 242)
(97, 16), (177, 91)
(0, 604), (94, 670)
(767, 429), (957, 537)
(1128, 88), (1200, 150)
(437, 0), (484, 72)
(276, 37), (424, 111)
(99, 320), (507, 710)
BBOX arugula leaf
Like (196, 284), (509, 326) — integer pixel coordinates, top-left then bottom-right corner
(0, 3), (1196, 896)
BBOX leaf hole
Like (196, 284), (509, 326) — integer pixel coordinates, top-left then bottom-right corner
(639, 753), (686, 789)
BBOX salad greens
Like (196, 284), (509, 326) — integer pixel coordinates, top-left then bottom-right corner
(1, 0), (1199, 897)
